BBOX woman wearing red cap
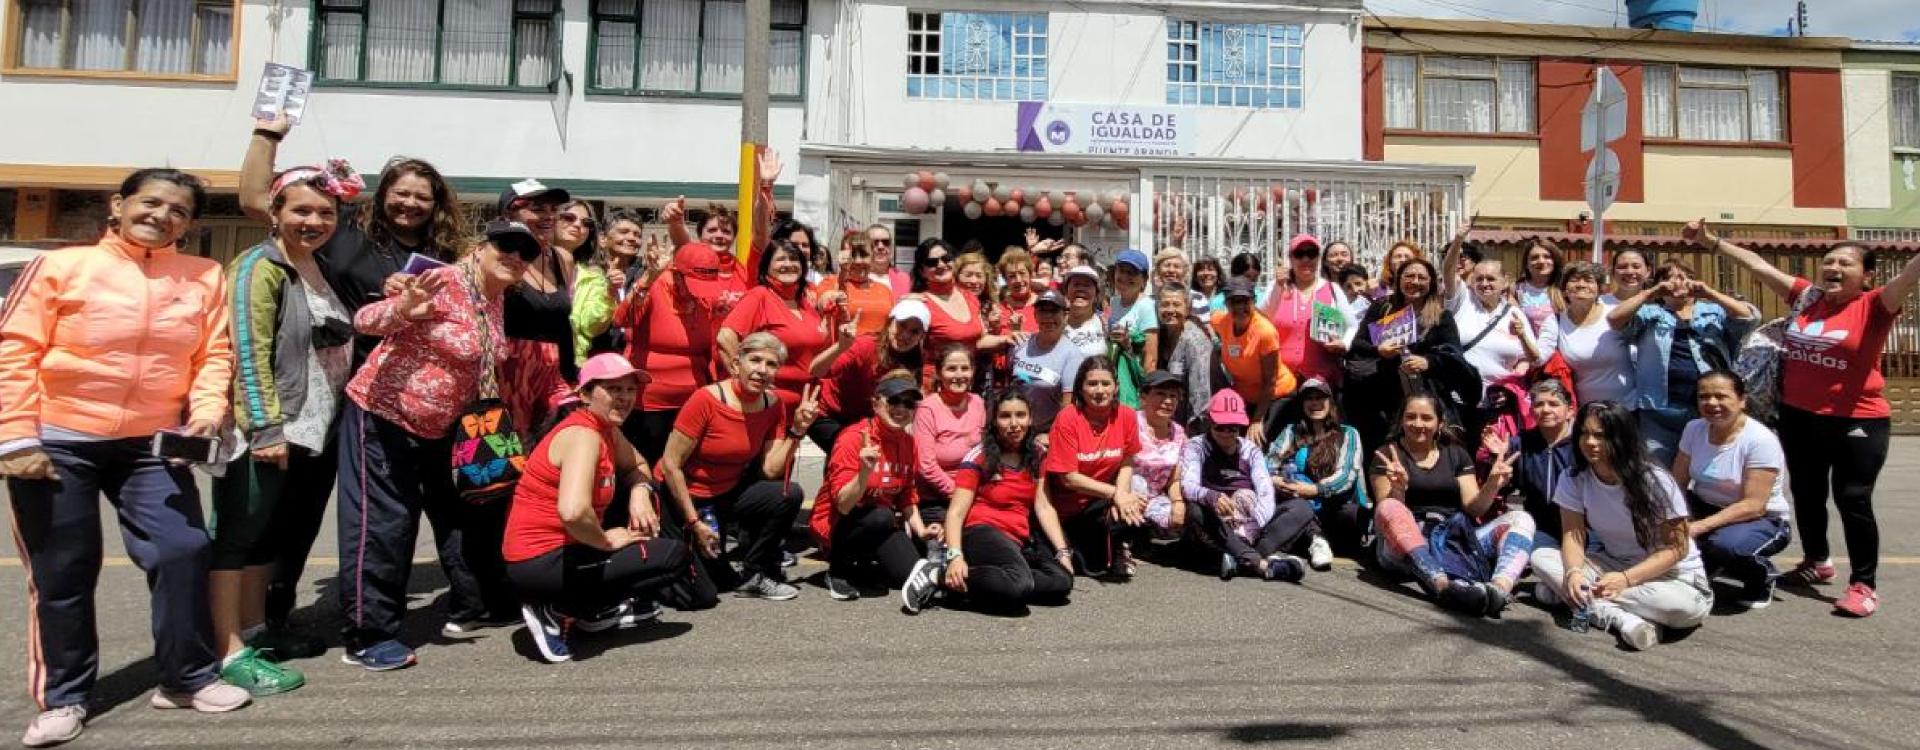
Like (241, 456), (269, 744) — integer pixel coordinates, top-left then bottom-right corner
(1180, 390), (1313, 582)
(1261, 234), (1354, 387)
(658, 332), (817, 602)
(1043, 356), (1146, 577)
(504, 354), (695, 664)
(717, 240), (854, 407)
(613, 242), (728, 462)
(810, 371), (931, 601)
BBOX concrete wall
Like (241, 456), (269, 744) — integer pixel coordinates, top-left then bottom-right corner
(1843, 52), (1920, 231)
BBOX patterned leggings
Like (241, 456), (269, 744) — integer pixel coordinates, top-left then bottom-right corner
(1374, 498), (1534, 594)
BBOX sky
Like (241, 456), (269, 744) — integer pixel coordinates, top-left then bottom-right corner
(1364, 0), (1920, 42)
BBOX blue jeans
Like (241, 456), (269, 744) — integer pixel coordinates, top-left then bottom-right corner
(1694, 511), (1792, 592)
(7, 438), (219, 709)
(1637, 407), (1691, 468)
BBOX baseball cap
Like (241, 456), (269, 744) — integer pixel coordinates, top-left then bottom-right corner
(1115, 249), (1150, 273)
(672, 242), (725, 298)
(484, 220), (543, 261)
(875, 377), (923, 401)
(1288, 234), (1322, 257)
(1224, 278), (1256, 300)
(1033, 289), (1067, 309)
(889, 298), (932, 328)
(1297, 377), (1333, 397)
(1144, 370), (1185, 391)
(1063, 265), (1101, 285)
(574, 353), (652, 392)
(497, 178), (570, 213)
(1206, 389), (1250, 427)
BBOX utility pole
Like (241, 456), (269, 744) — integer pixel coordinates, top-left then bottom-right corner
(736, 0), (770, 262)
(1795, 0), (1809, 36)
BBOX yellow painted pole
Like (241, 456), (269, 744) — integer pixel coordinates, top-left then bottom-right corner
(736, 143), (759, 265)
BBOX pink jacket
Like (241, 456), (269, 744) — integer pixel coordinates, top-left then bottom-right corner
(0, 233), (233, 451)
(346, 265), (503, 438)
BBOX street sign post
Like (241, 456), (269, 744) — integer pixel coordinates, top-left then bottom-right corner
(1581, 67), (1628, 263)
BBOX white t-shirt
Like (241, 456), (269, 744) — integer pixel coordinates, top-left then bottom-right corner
(1555, 467), (1703, 573)
(1011, 337), (1086, 433)
(1063, 316), (1108, 359)
(1454, 299), (1541, 387)
(1556, 305), (1634, 405)
(1677, 418), (1791, 519)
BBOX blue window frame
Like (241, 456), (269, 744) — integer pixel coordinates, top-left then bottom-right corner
(1165, 20), (1302, 109)
(905, 10), (1047, 101)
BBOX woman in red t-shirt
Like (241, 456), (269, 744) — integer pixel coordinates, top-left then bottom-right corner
(899, 390), (1074, 614)
(1699, 221), (1920, 618)
(909, 239), (1016, 386)
(817, 300), (929, 449)
(657, 332), (820, 602)
(809, 371), (933, 600)
(503, 354), (695, 663)
(613, 242), (727, 462)
(718, 239), (856, 407)
(1042, 356), (1147, 578)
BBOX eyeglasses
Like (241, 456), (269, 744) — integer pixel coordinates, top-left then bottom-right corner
(871, 238), (892, 246)
(556, 214), (582, 225)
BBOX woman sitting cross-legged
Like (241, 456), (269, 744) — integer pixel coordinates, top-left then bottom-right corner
(1179, 390), (1313, 583)
(504, 354), (698, 663)
(1368, 394), (1534, 618)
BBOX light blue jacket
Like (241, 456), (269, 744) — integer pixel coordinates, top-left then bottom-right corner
(1621, 300), (1754, 411)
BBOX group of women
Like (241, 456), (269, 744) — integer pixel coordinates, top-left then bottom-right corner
(1, 131), (1915, 745)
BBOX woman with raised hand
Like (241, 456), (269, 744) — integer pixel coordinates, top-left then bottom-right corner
(1268, 378), (1364, 561)
(1343, 258), (1479, 453)
(819, 233), (898, 338)
(1044, 356), (1147, 577)
(913, 345), (985, 543)
(1261, 234), (1354, 387)
(903, 391), (1074, 614)
(1059, 266), (1109, 358)
(716, 239), (850, 408)
(1454, 259), (1551, 388)
(1531, 402), (1711, 650)
(996, 248), (1040, 335)
(1555, 261), (1633, 405)
(212, 159), (363, 697)
(334, 221), (541, 672)
(1, 169), (245, 746)
(1606, 258), (1757, 466)
(811, 371), (930, 602)
(773, 219), (827, 286)
(1694, 221), (1920, 617)
(504, 355), (695, 664)
(1671, 370), (1792, 611)
(1368, 395), (1532, 618)
(612, 242), (726, 462)
(657, 332), (816, 603)
(818, 301), (929, 452)
(1181, 390), (1314, 583)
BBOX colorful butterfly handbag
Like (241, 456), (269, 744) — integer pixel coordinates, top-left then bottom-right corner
(449, 272), (528, 504)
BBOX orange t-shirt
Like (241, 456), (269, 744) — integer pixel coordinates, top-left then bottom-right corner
(1210, 310), (1296, 401)
(820, 274), (897, 337)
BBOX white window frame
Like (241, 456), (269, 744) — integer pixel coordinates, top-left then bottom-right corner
(1381, 54), (1534, 135)
(1894, 73), (1920, 152)
(1164, 20), (1304, 110)
(1643, 64), (1787, 143)
(905, 10), (1048, 101)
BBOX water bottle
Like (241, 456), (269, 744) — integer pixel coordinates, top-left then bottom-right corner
(1568, 585), (1594, 633)
(697, 505), (722, 557)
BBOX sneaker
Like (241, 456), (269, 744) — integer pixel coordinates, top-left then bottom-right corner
(1219, 553), (1238, 581)
(735, 573), (801, 601)
(1263, 554), (1307, 583)
(1112, 542), (1136, 579)
(1482, 584), (1511, 618)
(1835, 582), (1880, 618)
(575, 600), (661, 633)
(825, 574), (861, 601)
(441, 613), (516, 639)
(246, 628), (326, 660)
(519, 604), (573, 664)
(340, 639), (417, 672)
(1783, 559), (1837, 587)
(149, 680), (250, 712)
(1437, 580), (1490, 615)
(1616, 616), (1660, 651)
(218, 647), (305, 696)
(21, 705), (85, 748)
(1735, 580), (1776, 610)
(900, 559), (942, 614)
(1307, 535), (1334, 571)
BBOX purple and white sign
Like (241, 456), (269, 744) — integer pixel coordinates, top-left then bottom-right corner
(1017, 102), (1193, 157)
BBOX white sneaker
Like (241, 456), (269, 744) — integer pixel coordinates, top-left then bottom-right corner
(150, 680), (250, 713)
(1594, 606), (1659, 651)
(1307, 536), (1334, 571)
(21, 705), (85, 748)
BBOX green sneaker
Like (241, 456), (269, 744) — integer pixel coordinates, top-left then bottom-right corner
(219, 647), (306, 696)
(246, 629), (327, 660)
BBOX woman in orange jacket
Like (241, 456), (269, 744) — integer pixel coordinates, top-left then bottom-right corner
(0, 169), (247, 747)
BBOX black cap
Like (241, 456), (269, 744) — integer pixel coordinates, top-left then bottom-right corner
(1033, 289), (1067, 309)
(485, 219), (543, 260)
(1144, 370), (1185, 391)
(875, 377), (922, 401)
(1224, 278), (1256, 300)
(497, 178), (570, 214)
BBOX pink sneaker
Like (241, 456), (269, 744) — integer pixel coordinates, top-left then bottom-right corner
(1834, 583), (1879, 618)
(1783, 559), (1837, 586)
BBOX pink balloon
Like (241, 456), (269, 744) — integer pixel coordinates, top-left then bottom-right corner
(1034, 196), (1053, 219)
(984, 197), (1004, 217)
(902, 187), (930, 214)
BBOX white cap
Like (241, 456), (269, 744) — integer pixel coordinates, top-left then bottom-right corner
(889, 298), (932, 328)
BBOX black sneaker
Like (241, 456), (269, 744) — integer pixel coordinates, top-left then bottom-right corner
(1437, 580), (1493, 616)
(575, 599), (662, 633)
(1263, 554), (1306, 583)
(825, 574), (860, 601)
(1219, 553), (1238, 581)
(900, 559), (942, 614)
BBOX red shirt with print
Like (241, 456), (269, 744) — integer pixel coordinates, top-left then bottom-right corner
(955, 449), (1039, 543)
(1042, 404), (1142, 519)
(1782, 278), (1898, 418)
(809, 418), (918, 547)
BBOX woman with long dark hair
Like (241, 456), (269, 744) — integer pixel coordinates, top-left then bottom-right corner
(1191, 257), (1225, 317)
(1532, 402), (1710, 651)
(817, 301), (930, 451)
(1603, 248), (1651, 305)
(1514, 240), (1567, 337)
(716, 239), (851, 407)
(1268, 378), (1365, 560)
(1044, 356), (1146, 577)
(1343, 258), (1480, 453)
(1607, 257), (1757, 465)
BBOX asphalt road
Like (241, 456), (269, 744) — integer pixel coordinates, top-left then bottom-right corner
(2, 442), (1919, 749)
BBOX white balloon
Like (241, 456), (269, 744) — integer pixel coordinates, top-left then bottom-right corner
(1083, 202), (1105, 225)
(1048, 190), (1067, 206)
(929, 188), (947, 206)
(992, 184), (1013, 202)
(933, 172), (951, 189)
(971, 180), (991, 200)
(1019, 206), (1037, 223)
(962, 201), (983, 220)
(905, 173), (920, 189)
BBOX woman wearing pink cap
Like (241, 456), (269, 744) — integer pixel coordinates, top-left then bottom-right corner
(1179, 389), (1314, 582)
(613, 242), (728, 462)
(1261, 234), (1354, 386)
(504, 354), (696, 663)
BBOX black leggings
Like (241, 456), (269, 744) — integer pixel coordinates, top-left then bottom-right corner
(1191, 495), (1320, 568)
(1779, 406), (1888, 587)
(623, 408), (680, 465)
(706, 479), (806, 581)
(827, 504), (922, 587)
(1060, 500), (1144, 573)
(807, 416), (849, 455)
(961, 525), (1072, 609)
(506, 539), (694, 618)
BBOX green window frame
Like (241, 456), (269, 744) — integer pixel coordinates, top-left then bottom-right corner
(310, 0), (563, 91)
(586, 0), (805, 99)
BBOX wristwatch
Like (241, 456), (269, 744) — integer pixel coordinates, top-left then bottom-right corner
(944, 547), (965, 563)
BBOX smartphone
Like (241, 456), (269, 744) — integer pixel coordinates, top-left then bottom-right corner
(152, 430), (219, 464)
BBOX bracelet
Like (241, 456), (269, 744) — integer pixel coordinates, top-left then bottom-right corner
(252, 128), (284, 142)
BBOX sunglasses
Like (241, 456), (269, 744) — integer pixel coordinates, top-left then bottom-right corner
(886, 395), (922, 409)
(556, 214), (583, 224)
(924, 255), (953, 267)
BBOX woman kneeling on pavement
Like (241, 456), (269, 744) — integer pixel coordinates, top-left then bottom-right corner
(657, 331), (815, 602)
(1531, 402), (1711, 651)
(903, 391), (1075, 614)
(1369, 395), (1534, 618)
(1, 168), (248, 746)
(1180, 390), (1313, 583)
(811, 371), (935, 601)
(505, 354), (697, 664)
